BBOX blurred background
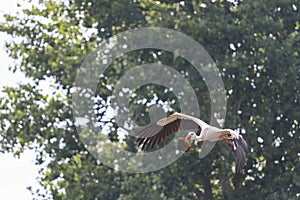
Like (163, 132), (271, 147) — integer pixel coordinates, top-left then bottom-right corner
(0, 0), (299, 199)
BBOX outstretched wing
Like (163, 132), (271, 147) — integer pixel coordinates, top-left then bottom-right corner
(233, 136), (248, 185)
(156, 112), (209, 129)
(136, 113), (205, 150)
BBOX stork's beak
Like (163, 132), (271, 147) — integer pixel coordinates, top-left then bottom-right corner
(224, 138), (237, 150)
(232, 139), (238, 151)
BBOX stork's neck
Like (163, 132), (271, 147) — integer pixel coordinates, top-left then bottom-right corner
(195, 136), (203, 142)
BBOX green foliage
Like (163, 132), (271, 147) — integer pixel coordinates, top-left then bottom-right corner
(0, 0), (299, 199)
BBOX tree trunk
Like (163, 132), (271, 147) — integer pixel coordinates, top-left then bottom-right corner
(219, 172), (233, 199)
(202, 176), (214, 200)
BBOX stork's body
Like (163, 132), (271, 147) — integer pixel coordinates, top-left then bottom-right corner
(136, 112), (247, 183)
(156, 112), (240, 149)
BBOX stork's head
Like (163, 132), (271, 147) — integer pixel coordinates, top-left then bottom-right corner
(224, 129), (239, 139)
(185, 132), (197, 142)
(223, 129), (240, 150)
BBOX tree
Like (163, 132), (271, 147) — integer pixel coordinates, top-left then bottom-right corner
(0, 0), (299, 199)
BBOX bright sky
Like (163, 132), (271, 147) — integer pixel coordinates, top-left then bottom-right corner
(0, 0), (45, 199)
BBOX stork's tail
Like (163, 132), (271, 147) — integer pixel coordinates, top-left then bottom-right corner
(233, 136), (247, 186)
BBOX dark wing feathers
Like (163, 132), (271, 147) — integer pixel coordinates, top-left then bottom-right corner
(136, 119), (199, 150)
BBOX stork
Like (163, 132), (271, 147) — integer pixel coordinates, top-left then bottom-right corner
(136, 112), (247, 183)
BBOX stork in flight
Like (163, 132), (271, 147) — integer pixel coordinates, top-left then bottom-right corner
(136, 112), (247, 182)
